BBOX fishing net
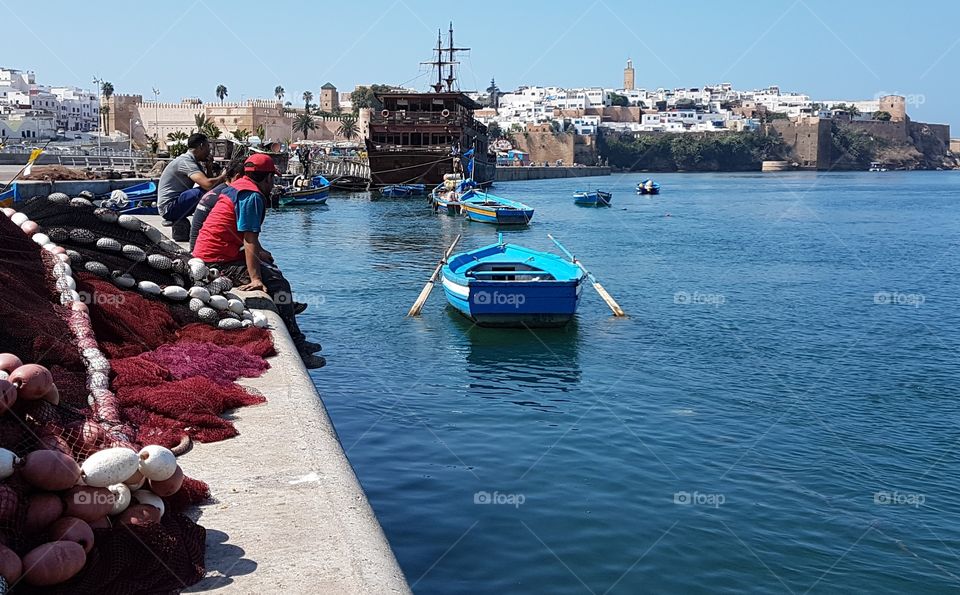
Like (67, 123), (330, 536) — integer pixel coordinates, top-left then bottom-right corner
(145, 342), (269, 385)
(0, 198), (277, 592)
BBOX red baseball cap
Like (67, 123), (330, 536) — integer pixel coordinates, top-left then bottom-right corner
(243, 153), (281, 174)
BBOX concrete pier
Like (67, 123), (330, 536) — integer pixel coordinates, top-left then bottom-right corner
(141, 215), (411, 594)
(495, 165), (610, 181)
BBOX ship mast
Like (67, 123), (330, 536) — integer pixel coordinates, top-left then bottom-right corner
(420, 23), (469, 93)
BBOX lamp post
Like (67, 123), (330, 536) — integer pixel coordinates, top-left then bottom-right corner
(152, 87), (160, 140)
(92, 76), (103, 156)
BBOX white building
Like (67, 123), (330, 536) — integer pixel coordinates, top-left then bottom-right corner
(0, 67), (99, 140)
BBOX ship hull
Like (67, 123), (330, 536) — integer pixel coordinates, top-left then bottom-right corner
(366, 143), (495, 189)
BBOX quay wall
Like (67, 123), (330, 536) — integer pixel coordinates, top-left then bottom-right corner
(496, 166), (610, 181)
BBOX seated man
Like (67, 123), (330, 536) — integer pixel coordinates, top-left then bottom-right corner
(189, 161), (244, 251)
(157, 132), (228, 240)
(192, 153), (325, 369)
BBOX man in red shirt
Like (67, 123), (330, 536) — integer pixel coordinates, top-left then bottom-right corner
(194, 153), (324, 369)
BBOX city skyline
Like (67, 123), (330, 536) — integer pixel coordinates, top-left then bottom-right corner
(1, 0), (958, 128)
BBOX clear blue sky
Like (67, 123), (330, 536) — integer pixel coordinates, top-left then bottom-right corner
(3, 0), (958, 129)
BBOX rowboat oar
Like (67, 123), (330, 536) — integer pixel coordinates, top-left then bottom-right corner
(548, 234), (626, 317)
(408, 234), (461, 316)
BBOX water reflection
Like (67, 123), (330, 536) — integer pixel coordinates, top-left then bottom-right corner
(451, 311), (583, 412)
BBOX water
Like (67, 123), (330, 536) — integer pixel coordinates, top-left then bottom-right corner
(262, 172), (960, 594)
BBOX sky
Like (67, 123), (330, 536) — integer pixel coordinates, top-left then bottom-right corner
(3, 0), (958, 129)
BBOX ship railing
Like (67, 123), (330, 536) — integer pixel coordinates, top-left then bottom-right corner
(370, 114), (473, 127)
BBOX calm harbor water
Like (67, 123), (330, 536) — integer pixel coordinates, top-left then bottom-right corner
(262, 172), (960, 594)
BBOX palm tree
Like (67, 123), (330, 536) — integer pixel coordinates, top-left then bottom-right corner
(194, 113), (208, 132)
(167, 130), (189, 157)
(232, 128), (251, 142)
(302, 91), (313, 113)
(202, 122), (222, 139)
(216, 84), (228, 102)
(99, 105), (111, 135)
(293, 113), (316, 140)
(274, 86), (285, 102)
(256, 124), (266, 141)
(337, 115), (359, 140)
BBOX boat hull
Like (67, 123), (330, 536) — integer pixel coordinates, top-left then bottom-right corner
(366, 144), (496, 189)
(461, 203), (533, 225)
(573, 191), (611, 207)
(441, 276), (581, 328)
(282, 187), (330, 206)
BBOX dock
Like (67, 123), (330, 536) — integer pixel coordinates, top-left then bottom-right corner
(495, 165), (610, 181)
(141, 215), (411, 594)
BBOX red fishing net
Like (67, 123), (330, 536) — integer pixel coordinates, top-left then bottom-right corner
(1, 199), (276, 593)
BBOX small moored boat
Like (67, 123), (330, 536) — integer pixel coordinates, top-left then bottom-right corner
(460, 190), (534, 225)
(0, 183), (19, 208)
(431, 174), (476, 214)
(441, 235), (585, 327)
(381, 183), (427, 198)
(281, 175), (330, 206)
(96, 181), (159, 215)
(573, 190), (612, 207)
(637, 179), (660, 195)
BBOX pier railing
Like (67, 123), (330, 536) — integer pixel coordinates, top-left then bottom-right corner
(296, 155), (370, 181)
(57, 155), (158, 174)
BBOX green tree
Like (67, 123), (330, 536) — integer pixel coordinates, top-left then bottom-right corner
(487, 121), (502, 139)
(873, 111), (892, 121)
(194, 113), (208, 133)
(216, 84), (228, 102)
(293, 113), (316, 139)
(202, 122), (222, 139)
(232, 128), (251, 142)
(99, 105), (111, 135)
(167, 130), (188, 157)
(256, 124), (266, 141)
(274, 85), (285, 102)
(101, 81), (114, 100)
(302, 91), (313, 113)
(337, 115), (359, 140)
(350, 84), (394, 113)
(609, 92), (629, 107)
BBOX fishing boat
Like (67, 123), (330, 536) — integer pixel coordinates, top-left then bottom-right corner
(573, 190), (612, 207)
(365, 25), (495, 189)
(381, 183), (427, 198)
(441, 235), (585, 327)
(637, 179), (661, 195)
(281, 175), (330, 206)
(460, 190), (534, 225)
(0, 184), (18, 208)
(431, 175), (477, 214)
(95, 181), (159, 215)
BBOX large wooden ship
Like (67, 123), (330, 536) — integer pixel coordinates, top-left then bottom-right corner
(365, 25), (495, 188)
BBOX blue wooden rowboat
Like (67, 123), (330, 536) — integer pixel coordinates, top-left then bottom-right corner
(281, 175), (330, 206)
(637, 179), (661, 195)
(96, 181), (159, 215)
(573, 190), (612, 207)
(460, 190), (534, 225)
(0, 184), (18, 208)
(441, 235), (585, 327)
(381, 183), (427, 198)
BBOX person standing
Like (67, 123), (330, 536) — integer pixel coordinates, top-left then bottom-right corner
(192, 153), (325, 369)
(157, 133), (228, 240)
